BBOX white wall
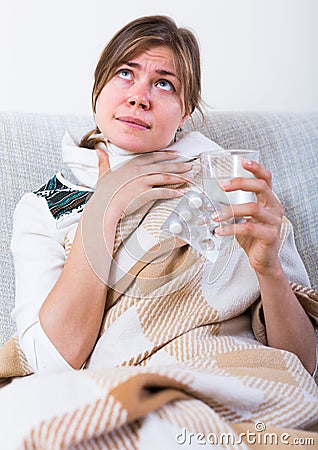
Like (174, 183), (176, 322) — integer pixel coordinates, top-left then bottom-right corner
(1, 0), (317, 115)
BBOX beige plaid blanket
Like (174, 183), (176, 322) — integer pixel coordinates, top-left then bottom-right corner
(0, 160), (318, 449)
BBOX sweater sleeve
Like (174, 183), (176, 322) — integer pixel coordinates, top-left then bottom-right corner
(10, 193), (75, 373)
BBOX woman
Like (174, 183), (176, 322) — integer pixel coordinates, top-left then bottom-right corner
(1, 15), (317, 448)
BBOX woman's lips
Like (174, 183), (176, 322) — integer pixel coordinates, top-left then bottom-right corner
(116, 116), (151, 130)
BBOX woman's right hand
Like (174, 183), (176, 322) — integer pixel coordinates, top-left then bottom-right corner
(95, 149), (193, 219)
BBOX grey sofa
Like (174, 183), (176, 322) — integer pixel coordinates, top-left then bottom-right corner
(0, 110), (317, 347)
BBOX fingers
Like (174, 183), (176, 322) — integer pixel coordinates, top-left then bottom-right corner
(222, 176), (270, 197)
(153, 161), (193, 174)
(116, 187), (185, 216)
(132, 151), (193, 177)
(97, 150), (193, 190)
(140, 164), (193, 184)
(107, 169), (192, 218)
(212, 202), (282, 225)
(215, 219), (281, 244)
(241, 159), (272, 189)
(212, 200), (283, 248)
(211, 160), (284, 271)
(221, 177), (281, 211)
(111, 150), (191, 177)
(221, 159), (274, 206)
(130, 187), (185, 204)
(115, 172), (193, 194)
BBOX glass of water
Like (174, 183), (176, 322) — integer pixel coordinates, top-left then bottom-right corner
(200, 149), (260, 224)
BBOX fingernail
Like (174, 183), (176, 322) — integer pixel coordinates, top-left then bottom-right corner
(215, 227), (222, 235)
(211, 212), (220, 221)
(243, 159), (253, 167)
(220, 180), (231, 188)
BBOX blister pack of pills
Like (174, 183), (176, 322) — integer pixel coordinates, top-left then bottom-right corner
(161, 190), (226, 262)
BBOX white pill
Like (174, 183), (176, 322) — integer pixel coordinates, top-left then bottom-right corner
(179, 210), (192, 222)
(201, 238), (215, 250)
(169, 221), (183, 234)
(188, 196), (203, 209)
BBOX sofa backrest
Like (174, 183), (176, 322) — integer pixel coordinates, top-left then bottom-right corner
(0, 110), (317, 344)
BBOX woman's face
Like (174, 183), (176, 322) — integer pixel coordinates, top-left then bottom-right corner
(95, 46), (189, 153)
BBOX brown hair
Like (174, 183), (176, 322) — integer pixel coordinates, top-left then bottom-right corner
(80, 15), (202, 149)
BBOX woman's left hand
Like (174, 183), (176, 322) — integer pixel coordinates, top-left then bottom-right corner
(212, 160), (284, 276)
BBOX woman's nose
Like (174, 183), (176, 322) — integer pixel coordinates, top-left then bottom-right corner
(127, 85), (150, 110)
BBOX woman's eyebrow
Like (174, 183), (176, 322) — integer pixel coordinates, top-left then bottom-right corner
(123, 61), (181, 82)
(157, 69), (181, 82)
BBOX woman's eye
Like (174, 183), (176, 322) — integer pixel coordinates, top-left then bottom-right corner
(118, 69), (133, 80)
(157, 80), (174, 91)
